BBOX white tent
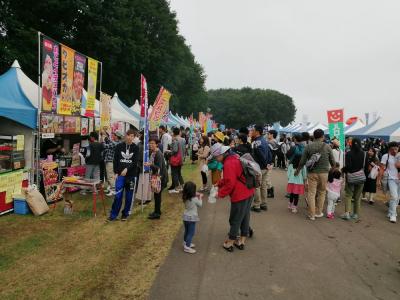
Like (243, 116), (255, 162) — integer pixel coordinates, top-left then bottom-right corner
(12, 60), (39, 109)
(131, 100), (140, 115)
(347, 117), (387, 137)
(344, 119), (364, 134)
(307, 122), (328, 134)
(111, 93), (140, 129)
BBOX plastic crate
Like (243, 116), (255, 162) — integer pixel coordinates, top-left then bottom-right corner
(13, 198), (30, 215)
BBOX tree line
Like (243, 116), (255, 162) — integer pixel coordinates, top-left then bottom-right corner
(207, 88), (296, 129)
(0, 0), (207, 114)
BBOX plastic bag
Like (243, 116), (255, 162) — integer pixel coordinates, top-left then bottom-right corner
(201, 164), (209, 173)
(208, 186), (218, 204)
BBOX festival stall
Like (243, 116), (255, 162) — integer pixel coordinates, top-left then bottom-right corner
(0, 62), (35, 213)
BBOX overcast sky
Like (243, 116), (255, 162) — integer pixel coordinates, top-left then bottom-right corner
(169, 0), (400, 125)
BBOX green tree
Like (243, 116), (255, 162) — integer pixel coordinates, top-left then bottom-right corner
(0, 0), (207, 114)
(207, 88), (296, 128)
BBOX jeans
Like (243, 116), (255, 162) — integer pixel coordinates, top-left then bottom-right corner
(229, 197), (253, 240)
(388, 179), (400, 218)
(85, 164), (100, 180)
(344, 182), (364, 215)
(109, 176), (135, 220)
(171, 165), (184, 189)
(154, 191), (162, 215)
(183, 221), (196, 247)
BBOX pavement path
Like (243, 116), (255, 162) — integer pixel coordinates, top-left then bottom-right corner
(150, 169), (400, 300)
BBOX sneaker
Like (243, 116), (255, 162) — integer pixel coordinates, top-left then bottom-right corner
(361, 197), (367, 201)
(389, 216), (397, 223)
(168, 189), (180, 194)
(251, 206), (261, 213)
(106, 217), (117, 222)
(106, 190), (115, 197)
(341, 213), (351, 220)
(315, 213), (324, 218)
(308, 215), (315, 221)
(183, 242), (195, 248)
(288, 202), (293, 210)
(121, 216), (128, 222)
(291, 207), (298, 214)
(260, 205), (268, 211)
(368, 200), (375, 205)
(184, 245), (196, 254)
(327, 213), (335, 219)
(351, 213), (359, 220)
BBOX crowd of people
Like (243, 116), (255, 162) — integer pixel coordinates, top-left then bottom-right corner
(77, 123), (399, 254)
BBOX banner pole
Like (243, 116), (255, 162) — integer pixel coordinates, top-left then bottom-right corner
(36, 31), (42, 186)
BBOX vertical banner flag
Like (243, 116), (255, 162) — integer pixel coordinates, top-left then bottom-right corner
(327, 109), (345, 151)
(149, 87), (172, 131)
(59, 45), (75, 115)
(100, 92), (112, 132)
(85, 58), (98, 117)
(162, 102), (169, 124)
(140, 74), (147, 118)
(71, 53), (86, 115)
(41, 38), (59, 112)
(141, 75), (150, 172)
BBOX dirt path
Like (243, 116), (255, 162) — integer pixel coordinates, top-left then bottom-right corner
(150, 169), (400, 300)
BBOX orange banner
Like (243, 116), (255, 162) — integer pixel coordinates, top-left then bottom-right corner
(149, 87), (172, 131)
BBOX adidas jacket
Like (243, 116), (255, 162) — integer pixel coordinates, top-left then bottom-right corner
(113, 142), (139, 177)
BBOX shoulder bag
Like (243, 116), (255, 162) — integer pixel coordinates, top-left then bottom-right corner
(347, 152), (366, 184)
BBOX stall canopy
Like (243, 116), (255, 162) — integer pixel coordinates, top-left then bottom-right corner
(111, 93), (140, 129)
(346, 117), (383, 137)
(0, 61), (37, 128)
(131, 100), (140, 115)
(367, 120), (400, 142)
(344, 118), (364, 134)
(307, 122), (328, 134)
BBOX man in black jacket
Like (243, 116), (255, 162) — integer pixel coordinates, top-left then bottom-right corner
(108, 130), (139, 221)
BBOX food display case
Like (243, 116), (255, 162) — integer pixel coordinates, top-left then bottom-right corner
(0, 135), (25, 173)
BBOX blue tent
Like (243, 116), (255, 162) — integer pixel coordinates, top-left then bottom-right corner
(367, 120), (400, 142)
(0, 64), (37, 128)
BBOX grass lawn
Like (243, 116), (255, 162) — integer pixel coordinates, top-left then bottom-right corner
(0, 162), (200, 300)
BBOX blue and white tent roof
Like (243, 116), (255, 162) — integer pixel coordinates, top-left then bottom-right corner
(0, 61), (37, 128)
(368, 120), (400, 142)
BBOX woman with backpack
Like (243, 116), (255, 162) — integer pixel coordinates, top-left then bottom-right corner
(341, 138), (368, 221)
(286, 135), (307, 213)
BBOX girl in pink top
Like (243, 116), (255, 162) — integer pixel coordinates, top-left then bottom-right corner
(326, 167), (342, 219)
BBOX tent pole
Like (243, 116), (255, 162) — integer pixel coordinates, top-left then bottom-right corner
(35, 31), (42, 186)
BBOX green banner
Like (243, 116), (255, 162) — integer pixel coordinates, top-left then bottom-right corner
(329, 122), (345, 151)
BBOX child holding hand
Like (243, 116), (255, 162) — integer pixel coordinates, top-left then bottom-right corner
(326, 166), (343, 219)
(182, 182), (203, 254)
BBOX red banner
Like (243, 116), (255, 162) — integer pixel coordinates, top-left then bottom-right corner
(327, 109), (344, 123)
(140, 74), (147, 117)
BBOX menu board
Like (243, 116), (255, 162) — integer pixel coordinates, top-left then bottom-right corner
(41, 161), (61, 202)
(0, 170), (23, 204)
(64, 116), (81, 134)
(16, 135), (24, 151)
(95, 117), (101, 132)
(41, 114), (64, 133)
(81, 117), (89, 136)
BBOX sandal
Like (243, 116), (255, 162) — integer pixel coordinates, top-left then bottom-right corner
(234, 242), (245, 250)
(222, 244), (234, 252)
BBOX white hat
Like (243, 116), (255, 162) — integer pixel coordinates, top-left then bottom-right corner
(210, 143), (230, 158)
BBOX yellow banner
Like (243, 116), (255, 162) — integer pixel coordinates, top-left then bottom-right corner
(149, 87), (172, 131)
(86, 58), (98, 116)
(100, 92), (112, 131)
(58, 45), (75, 115)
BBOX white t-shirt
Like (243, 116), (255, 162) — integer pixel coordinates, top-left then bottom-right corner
(381, 153), (400, 180)
(161, 133), (172, 154)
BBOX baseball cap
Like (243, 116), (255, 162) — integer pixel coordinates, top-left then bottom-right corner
(114, 131), (124, 138)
